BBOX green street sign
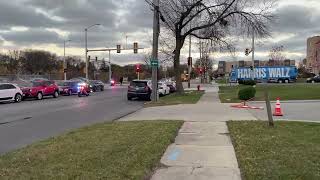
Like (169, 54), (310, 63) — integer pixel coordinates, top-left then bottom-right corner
(150, 59), (159, 67)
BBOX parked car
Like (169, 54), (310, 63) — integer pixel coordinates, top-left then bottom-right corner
(89, 80), (104, 92)
(306, 76), (320, 83)
(0, 83), (23, 103)
(21, 80), (59, 100)
(57, 81), (83, 95)
(127, 80), (152, 101)
(158, 82), (170, 96)
(70, 77), (90, 83)
(167, 84), (176, 93)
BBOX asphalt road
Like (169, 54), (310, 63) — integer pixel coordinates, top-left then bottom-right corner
(0, 86), (144, 154)
(248, 100), (320, 122)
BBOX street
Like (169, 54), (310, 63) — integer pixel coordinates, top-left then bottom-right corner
(0, 85), (144, 154)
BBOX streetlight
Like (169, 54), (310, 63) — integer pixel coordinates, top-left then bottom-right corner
(63, 39), (71, 80)
(85, 23), (101, 79)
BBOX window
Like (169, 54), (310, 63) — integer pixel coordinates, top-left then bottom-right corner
(130, 81), (147, 87)
(0, 84), (6, 90)
(5, 84), (16, 89)
(0, 84), (16, 90)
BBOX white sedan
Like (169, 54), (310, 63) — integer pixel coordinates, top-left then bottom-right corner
(158, 82), (170, 96)
(0, 83), (23, 103)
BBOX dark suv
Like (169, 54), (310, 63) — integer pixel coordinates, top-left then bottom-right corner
(89, 80), (105, 92)
(127, 80), (152, 101)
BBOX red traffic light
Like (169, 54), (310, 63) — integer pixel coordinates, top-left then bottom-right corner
(135, 64), (141, 73)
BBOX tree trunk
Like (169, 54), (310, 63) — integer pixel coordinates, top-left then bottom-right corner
(174, 37), (184, 93)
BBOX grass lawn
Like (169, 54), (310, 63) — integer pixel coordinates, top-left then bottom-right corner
(219, 84), (320, 103)
(145, 90), (204, 107)
(0, 121), (183, 180)
(215, 78), (229, 84)
(228, 121), (320, 180)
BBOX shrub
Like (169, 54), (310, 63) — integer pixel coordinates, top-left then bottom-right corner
(238, 86), (256, 101)
(238, 79), (244, 84)
(243, 80), (257, 86)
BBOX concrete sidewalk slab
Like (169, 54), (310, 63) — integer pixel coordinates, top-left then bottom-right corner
(119, 103), (256, 122)
(176, 122), (232, 146)
(119, 84), (246, 179)
(161, 145), (238, 168)
(152, 167), (241, 180)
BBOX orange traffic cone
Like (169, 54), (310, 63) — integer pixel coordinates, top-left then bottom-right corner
(273, 98), (283, 116)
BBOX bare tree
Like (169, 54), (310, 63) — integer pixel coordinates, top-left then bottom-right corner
(269, 45), (285, 65)
(146, 0), (276, 92)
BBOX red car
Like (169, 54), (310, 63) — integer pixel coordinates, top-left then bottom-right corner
(21, 80), (59, 100)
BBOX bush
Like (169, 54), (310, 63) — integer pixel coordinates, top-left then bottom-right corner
(238, 86), (256, 101)
(238, 79), (244, 84)
(243, 80), (256, 86)
(237, 79), (256, 86)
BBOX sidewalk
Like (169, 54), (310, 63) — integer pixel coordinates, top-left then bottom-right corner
(119, 84), (256, 180)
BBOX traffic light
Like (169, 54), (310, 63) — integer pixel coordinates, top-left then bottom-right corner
(187, 57), (192, 66)
(199, 68), (203, 74)
(117, 45), (121, 53)
(135, 64), (141, 73)
(133, 42), (138, 54)
(245, 48), (249, 56)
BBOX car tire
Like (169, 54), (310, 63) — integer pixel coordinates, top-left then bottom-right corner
(285, 79), (289, 83)
(127, 96), (132, 101)
(92, 87), (96, 92)
(278, 79), (283, 84)
(312, 80), (315, 84)
(68, 90), (73, 96)
(78, 92), (82, 97)
(14, 93), (22, 103)
(37, 92), (43, 100)
(101, 86), (104, 91)
(53, 91), (59, 98)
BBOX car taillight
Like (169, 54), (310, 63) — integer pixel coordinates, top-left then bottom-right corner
(128, 86), (134, 91)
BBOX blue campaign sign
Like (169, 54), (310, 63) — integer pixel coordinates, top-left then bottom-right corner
(230, 66), (298, 82)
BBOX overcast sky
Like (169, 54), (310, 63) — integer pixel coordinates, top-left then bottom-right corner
(0, 0), (319, 66)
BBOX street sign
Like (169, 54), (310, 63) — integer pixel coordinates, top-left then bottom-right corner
(150, 59), (159, 67)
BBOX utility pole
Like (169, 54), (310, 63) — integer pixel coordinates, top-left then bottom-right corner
(252, 29), (255, 68)
(151, 0), (160, 102)
(188, 24), (192, 88)
(85, 28), (88, 79)
(63, 39), (71, 81)
(84, 24), (100, 79)
(251, 28), (255, 80)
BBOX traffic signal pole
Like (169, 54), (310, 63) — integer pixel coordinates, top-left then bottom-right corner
(108, 50), (112, 83)
(151, 0), (160, 102)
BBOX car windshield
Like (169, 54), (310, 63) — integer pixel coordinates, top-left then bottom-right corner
(56, 81), (66, 86)
(130, 81), (147, 87)
(32, 82), (43, 87)
(15, 81), (32, 88)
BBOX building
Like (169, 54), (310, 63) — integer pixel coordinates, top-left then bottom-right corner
(306, 36), (320, 74)
(217, 60), (296, 75)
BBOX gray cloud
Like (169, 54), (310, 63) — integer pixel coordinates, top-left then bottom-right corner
(0, 0), (318, 64)
(1, 28), (62, 45)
